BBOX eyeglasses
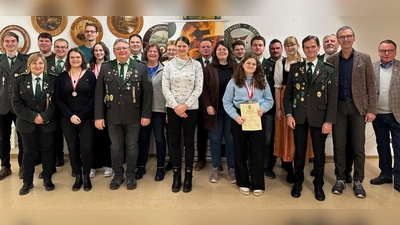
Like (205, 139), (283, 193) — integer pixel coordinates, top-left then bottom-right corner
(54, 46), (68, 49)
(338, 35), (354, 40)
(379, 49), (395, 54)
(113, 47), (130, 51)
(85, 30), (97, 34)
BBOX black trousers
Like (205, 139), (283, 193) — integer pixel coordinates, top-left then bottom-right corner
(167, 108), (197, 169)
(196, 102), (208, 162)
(293, 120), (327, 188)
(92, 125), (112, 169)
(20, 126), (55, 184)
(264, 113), (276, 169)
(0, 112), (23, 168)
(61, 117), (94, 175)
(231, 115), (266, 191)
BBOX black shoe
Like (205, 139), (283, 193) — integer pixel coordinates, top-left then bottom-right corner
(155, 168), (165, 181)
(165, 161), (173, 171)
(55, 158), (64, 167)
(310, 169), (315, 177)
(291, 184), (302, 198)
(38, 172), (43, 179)
(110, 175), (124, 190)
(346, 172), (353, 183)
(286, 171), (295, 184)
(394, 184), (400, 193)
(172, 169), (182, 193)
(264, 168), (276, 179)
(183, 168), (193, 193)
(43, 179), (55, 191)
(83, 175), (92, 191)
(370, 175), (393, 185)
(19, 183), (34, 195)
(0, 167), (12, 180)
(314, 188), (325, 201)
(353, 180), (366, 198)
(72, 174), (83, 191)
(135, 167), (146, 180)
(126, 176), (137, 190)
(194, 160), (205, 171)
(332, 179), (346, 195)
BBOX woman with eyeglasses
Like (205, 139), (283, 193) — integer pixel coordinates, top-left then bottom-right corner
(162, 36), (203, 193)
(55, 48), (97, 192)
(136, 43), (168, 181)
(162, 40), (177, 64)
(273, 36), (313, 184)
(87, 42), (113, 179)
(202, 40), (237, 184)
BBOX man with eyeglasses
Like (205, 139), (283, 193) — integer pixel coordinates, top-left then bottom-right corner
(0, 32), (28, 180)
(94, 38), (152, 191)
(370, 39), (400, 193)
(251, 35), (277, 179)
(327, 26), (377, 198)
(284, 35), (337, 201)
(79, 23), (99, 61)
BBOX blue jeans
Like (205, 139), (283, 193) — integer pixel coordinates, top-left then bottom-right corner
(138, 112), (167, 168)
(209, 109), (234, 170)
(372, 113), (400, 183)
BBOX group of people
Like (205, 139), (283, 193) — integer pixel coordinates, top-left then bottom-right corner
(0, 23), (398, 202)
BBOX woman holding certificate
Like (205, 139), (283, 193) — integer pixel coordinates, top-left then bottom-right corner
(55, 48), (97, 192)
(223, 55), (274, 196)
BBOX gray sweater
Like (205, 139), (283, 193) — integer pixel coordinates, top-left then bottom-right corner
(151, 62), (166, 113)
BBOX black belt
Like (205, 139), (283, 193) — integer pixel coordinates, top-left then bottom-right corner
(338, 98), (352, 102)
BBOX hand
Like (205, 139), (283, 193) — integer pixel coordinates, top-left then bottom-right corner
(174, 104), (188, 118)
(206, 106), (216, 115)
(257, 108), (263, 117)
(275, 110), (283, 120)
(321, 122), (332, 134)
(235, 116), (245, 125)
(165, 115), (168, 124)
(34, 114), (44, 124)
(365, 113), (376, 123)
(70, 115), (81, 125)
(95, 119), (105, 130)
(141, 118), (151, 126)
(286, 115), (296, 129)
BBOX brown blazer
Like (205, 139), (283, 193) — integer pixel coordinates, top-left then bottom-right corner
(373, 59), (400, 122)
(326, 49), (377, 116)
(201, 63), (238, 130)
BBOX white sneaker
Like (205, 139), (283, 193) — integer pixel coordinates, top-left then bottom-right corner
(239, 187), (251, 196)
(89, 169), (96, 178)
(253, 189), (264, 197)
(104, 167), (113, 178)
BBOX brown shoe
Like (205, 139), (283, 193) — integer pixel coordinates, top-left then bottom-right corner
(0, 167), (12, 180)
(18, 167), (23, 179)
(194, 160), (206, 171)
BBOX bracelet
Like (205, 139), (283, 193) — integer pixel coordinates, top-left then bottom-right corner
(276, 108), (281, 111)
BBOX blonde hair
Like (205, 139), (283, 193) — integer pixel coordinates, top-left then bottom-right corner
(166, 40), (176, 48)
(284, 36), (302, 62)
(25, 53), (47, 74)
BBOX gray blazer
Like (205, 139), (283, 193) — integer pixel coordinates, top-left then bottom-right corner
(373, 59), (400, 122)
(327, 49), (377, 116)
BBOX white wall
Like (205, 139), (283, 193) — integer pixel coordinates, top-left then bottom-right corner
(4, 16), (399, 156)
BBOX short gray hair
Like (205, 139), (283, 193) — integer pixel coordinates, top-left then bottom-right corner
(113, 38), (128, 46)
(336, 26), (355, 37)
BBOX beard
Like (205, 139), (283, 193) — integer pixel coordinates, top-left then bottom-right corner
(325, 46), (337, 55)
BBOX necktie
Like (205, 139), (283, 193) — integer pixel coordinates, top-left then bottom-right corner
(119, 63), (126, 85)
(205, 59), (210, 66)
(8, 56), (16, 69)
(56, 59), (63, 74)
(307, 62), (313, 83)
(133, 55), (138, 60)
(35, 77), (41, 101)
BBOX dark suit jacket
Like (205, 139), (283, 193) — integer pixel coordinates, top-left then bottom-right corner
(326, 49), (377, 116)
(12, 73), (58, 133)
(201, 63), (238, 130)
(284, 60), (338, 127)
(94, 58), (153, 124)
(0, 52), (29, 114)
(47, 56), (66, 75)
(373, 59), (400, 122)
(196, 57), (211, 69)
(261, 57), (276, 114)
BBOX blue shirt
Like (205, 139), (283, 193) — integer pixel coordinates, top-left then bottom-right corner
(222, 76), (274, 120)
(338, 49), (354, 99)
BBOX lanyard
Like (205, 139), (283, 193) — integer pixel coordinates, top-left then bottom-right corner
(69, 69), (83, 91)
(244, 81), (255, 101)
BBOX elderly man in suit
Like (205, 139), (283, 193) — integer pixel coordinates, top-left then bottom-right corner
(370, 39), (400, 193)
(0, 31), (28, 180)
(284, 35), (337, 201)
(327, 26), (377, 198)
(94, 38), (153, 190)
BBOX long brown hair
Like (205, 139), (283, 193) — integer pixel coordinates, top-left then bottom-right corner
(233, 55), (266, 90)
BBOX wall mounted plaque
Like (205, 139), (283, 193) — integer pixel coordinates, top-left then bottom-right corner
(107, 16), (144, 39)
(70, 16), (103, 46)
(31, 16), (68, 36)
(0, 25), (31, 54)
